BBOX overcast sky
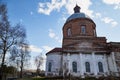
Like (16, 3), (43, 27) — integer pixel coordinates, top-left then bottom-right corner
(1, 0), (120, 70)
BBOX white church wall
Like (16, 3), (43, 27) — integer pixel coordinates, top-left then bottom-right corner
(69, 53), (81, 76)
(82, 53), (93, 74)
(46, 52), (62, 76)
(62, 52), (109, 77)
(107, 52), (117, 74)
(46, 52), (111, 77)
(114, 52), (120, 72)
(62, 53), (69, 76)
(95, 54), (104, 73)
(95, 54), (109, 76)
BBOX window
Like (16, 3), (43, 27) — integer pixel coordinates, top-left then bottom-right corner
(67, 28), (71, 36)
(48, 62), (52, 72)
(98, 62), (103, 72)
(72, 61), (77, 73)
(85, 62), (90, 72)
(81, 26), (86, 34)
(93, 29), (96, 36)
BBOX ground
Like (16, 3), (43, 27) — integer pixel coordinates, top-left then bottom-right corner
(18, 77), (45, 80)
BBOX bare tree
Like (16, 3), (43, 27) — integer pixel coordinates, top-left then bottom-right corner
(0, 4), (26, 80)
(0, 4), (10, 66)
(9, 39), (31, 78)
(19, 41), (30, 78)
(34, 54), (44, 76)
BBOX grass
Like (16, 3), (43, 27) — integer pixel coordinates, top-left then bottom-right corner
(32, 77), (46, 80)
(18, 76), (120, 80)
(18, 77), (45, 80)
(18, 78), (32, 80)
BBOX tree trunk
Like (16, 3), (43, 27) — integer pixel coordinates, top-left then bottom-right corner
(0, 50), (7, 80)
(20, 60), (23, 78)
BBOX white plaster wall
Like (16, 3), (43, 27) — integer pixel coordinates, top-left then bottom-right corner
(114, 52), (120, 72)
(82, 53), (93, 74)
(107, 52), (117, 73)
(107, 52), (119, 76)
(95, 54), (109, 75)
(62, 53), (109, 77)
(46, 52), (110, 77)
(69, 54), (81, 76)
(45, 52), (62, 76)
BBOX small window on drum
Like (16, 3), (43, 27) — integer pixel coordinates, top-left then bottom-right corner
(81, 25), (86, 34)
(67, 28), (71, 37)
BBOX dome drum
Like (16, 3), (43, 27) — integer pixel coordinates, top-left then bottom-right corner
(63, 18), (96, 38)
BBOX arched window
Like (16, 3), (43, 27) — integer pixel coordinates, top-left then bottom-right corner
(81, 26), (86, 34)
(93, 29), (96, 36)
(85, 62), (90, 72)
(98, 62), (103, 72)
(72, 61), (77, 73)
(48, 62), (52, 72)
(67, 28), (71, 36)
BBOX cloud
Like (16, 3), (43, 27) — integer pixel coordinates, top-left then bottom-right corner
(94, 12), (118, 27)
(95, 12), (102, 18)
(111, 21), (118, 27)
(48, 29), (62, 43)
(102, 17), (113, 23)
(29, 44), (54, 55)
(102, 0), (120, 9)
(38, 0), (93, 17)
(65, 0), (93, 17)
(42, 46), (53, 52)
(49, 29), (56, 38)
(29, 45), (42, 53)
(102, 17), (118, 27)
(38, 0), (66, 15)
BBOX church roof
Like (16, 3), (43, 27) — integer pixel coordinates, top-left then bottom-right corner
(46, 48), (62, 55)
(66, 13), (91, 22)
(66, 5), (92, 22)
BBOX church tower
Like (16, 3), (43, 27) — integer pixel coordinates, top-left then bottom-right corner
(62, 5), (104, 53)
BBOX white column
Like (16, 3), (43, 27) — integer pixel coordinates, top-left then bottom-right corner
(62, 54), (65, 77)
(111, 52), (117, 73)
(92, 52), (97, 75)
(67, 53), (70, 75)
(104, 54), (109, 75)
(80, 53), (84, 76)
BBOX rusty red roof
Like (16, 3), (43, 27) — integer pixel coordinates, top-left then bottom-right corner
(46, 48), (62, 55)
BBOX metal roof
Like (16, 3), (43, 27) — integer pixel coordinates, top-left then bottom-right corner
(66, 13), (91, 22)
(46, 48), (62, 55)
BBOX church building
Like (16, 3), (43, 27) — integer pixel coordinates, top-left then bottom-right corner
(45, 5), (120, 78)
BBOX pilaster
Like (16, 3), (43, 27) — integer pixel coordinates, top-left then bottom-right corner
(104, 54), (109, 75)
(92, 52), (97, 75)
(80, 53), (84, 76)
(111, 52), (117, 72)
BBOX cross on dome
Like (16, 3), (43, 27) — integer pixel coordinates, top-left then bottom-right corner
(74, 4), (81, 13)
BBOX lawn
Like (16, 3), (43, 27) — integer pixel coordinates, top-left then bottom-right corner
(18, 77), (45, 80)
(18, 78), (32, 80)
